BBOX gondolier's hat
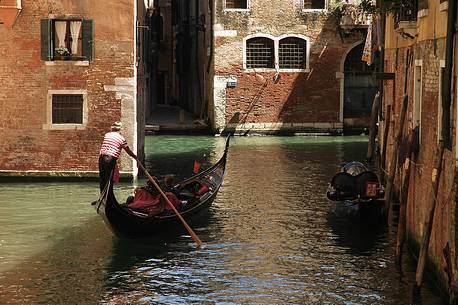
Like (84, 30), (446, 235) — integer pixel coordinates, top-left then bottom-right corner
(111, 121), (122, 130)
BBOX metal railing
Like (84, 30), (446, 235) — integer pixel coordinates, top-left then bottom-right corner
(394, 0), (418, 27)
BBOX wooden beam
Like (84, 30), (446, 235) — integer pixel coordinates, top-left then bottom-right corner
(367, 92), (381, 162)
(414, 141), (445, 292)
(384, 94), (408, 217)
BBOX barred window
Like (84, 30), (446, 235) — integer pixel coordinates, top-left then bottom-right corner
(246, 37), (274, 69)
(225, 0), (248, 9)
(279, 37), (307, 69)
(304, 0), (325, 10)
(52, 94), (83, 124)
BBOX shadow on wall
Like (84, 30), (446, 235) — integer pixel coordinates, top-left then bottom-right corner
(223, 13), (365, 133)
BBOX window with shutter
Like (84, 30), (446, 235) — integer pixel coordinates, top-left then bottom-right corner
(40, 19), (52, 61)
(40, 18), (93, 61)
(225, 0), (248, 9)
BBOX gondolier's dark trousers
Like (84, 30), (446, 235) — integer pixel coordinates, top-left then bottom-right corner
(99, 154), (117, 194)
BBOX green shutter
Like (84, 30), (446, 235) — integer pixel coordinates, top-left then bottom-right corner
(82, 19), (94, 60)
(40, 19), (52, 61)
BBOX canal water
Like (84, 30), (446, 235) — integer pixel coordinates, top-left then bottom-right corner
(0, 136), (445, 305)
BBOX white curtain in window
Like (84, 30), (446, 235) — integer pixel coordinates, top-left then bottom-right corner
(55, 21), (67, 48)
(70, 21), (82, 55)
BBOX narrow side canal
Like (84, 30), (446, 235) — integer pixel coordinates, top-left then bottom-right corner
(0, 136), (445, 304)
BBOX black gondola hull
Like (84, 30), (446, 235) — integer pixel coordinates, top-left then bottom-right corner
(96, 136), (230, 238)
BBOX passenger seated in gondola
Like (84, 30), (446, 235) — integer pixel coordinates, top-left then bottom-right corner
(180, 180), (209, 199)
(126, 179), (165, 216)
(162, 191), (186, 215)
(164, 175), (183, 199)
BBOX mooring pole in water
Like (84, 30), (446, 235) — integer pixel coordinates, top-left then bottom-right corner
(367, 92), (381, 163)
(381, 105), (391, 185)
(445, 168), (458, 304)
(414, 141), (444, 292)
(384, 94), (408, 219)
(395, 130), (414, 265)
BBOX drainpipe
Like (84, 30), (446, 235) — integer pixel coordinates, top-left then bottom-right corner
(442, 0), (456, 148)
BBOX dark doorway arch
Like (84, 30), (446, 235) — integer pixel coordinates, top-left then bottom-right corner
(343, 42), (378, 134)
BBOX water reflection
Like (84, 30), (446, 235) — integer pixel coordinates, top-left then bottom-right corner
(0, 136), (446, 305)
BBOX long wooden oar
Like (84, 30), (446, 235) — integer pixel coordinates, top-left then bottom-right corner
(137, 162), (203, 248)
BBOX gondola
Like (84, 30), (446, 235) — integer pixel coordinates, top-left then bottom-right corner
(326, 161), (384, 219)
(96, 135), (231, 238)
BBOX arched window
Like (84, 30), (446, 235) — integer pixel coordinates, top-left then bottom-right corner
(279, 37), (307, 69)
(246, 37), (274, 69)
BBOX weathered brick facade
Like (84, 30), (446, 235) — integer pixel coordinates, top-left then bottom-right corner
(0, 0), (148, 178)
(212, 0), (365, 134)
(380, 0), (457, 296)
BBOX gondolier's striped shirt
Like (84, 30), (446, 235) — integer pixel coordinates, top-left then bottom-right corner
(99, 131), (127, 158)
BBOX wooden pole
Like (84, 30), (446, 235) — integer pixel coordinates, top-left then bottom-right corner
(414, 141), (445, 291)
(137, 162), (203, 248)
(367, 92), (381, 162)
(395, 130), (414, 265)
(441, 168), (458, 304)
(384, 94), (409, 217)
(381, 105), (391, 184)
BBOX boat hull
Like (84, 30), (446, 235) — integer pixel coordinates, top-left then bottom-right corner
(96, 136), (230, 238)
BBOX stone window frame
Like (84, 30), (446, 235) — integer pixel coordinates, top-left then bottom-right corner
(43, 89), (88, 131)
(245, 36), (275, 69)
(243, 33), (310, 73)
(223, 0), (250, 12)
(302, 0), (328, 12)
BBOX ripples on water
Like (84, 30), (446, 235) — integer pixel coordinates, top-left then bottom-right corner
(0, 136), (445, 304)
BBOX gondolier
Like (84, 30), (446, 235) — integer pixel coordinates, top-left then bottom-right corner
(99, 121), (138, 193)
(95, 134), (231, 238)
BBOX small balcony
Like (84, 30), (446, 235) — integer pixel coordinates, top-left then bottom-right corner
(338, 1), (371, 32)
(0, 0), (21, 28)
(393, 0), (418, 39)
(394, 0), (418, 27)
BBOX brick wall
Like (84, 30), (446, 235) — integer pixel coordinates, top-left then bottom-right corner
(0, 0), (142, 177)
(382, 38), (457, 290)
(212, 0), (365, 134)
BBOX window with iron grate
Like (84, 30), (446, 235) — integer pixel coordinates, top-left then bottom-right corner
(246, 37), (274, 69)
(304, 0), (325, 10)
(225, 0), (248, 9)
(279, 37), (307, 69)
(52, 94), (83, 124)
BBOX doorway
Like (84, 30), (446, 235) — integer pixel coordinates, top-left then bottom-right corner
(343, 42), (378, 134)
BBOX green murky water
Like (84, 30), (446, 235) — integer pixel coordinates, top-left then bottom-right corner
(0, 135), (445, 304)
